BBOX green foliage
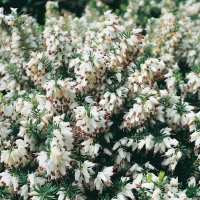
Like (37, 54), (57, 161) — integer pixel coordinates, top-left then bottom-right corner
(191, 65), (200, 74)
(159, 96), (171, 107)
(5, 64), (22, 82)
(186, 184), (200, 198)
(33, 183), (58, 200)
(59, 181), (83, 200)
(23, 118), (47, 144)
(193, 117), (200, 131)
(0, 184), (10, 199)
(151, 127), (169, 144)
(179, 155), (200, 185)
(174, 101), (188, 115)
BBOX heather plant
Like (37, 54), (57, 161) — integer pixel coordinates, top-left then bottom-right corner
(0, 1), (200, 200)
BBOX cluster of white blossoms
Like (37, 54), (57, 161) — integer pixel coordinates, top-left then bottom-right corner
(0, 0), (200, 199)
(121, 87), (161, 129)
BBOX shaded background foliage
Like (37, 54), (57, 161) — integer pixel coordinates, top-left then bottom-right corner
(0, 0), (129, 25)
(0, 0), (188, 27)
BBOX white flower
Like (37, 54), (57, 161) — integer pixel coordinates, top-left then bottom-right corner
(170, 177), (179, 186)
(99, 87), (128, 114)
(151, 188), (161, 199)
(10, 8), (17, 14)
(57, 191), (69, 200)
(121, 88), (159, 129)
(2, 104), (13, 117)
(104, 132), (113, 143)
(116, 73), (122, 82)
(142, 182), (154, 189)
(0, 120), (11, 144)
(0, 170), (19, 192)
(166, 101), (194, 131)
(1, 142), (28, 168)
(73, 105), (112, 136)
(51, 118), (74, 150)
(162, 146), (181, 172)
(94, 166), (114, 194)
(28, 172), (46, 188)
(18, 184), (29, 199)
(186, 71), (200, 97)
(74, 160), (96, 184)
(37, 145), (72, 179)
(103, 148), (112, 156)
(112, 177), (136, 200)
(187, 176), (196, 186)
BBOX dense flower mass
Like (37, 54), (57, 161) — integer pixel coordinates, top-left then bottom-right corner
(0, 0), (200, 199)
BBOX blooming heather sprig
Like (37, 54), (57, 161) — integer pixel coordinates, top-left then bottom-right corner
(73, 104), (112, 137)
(37, 144), (72, 179)
(166, 101), (194, 131)
(141, 58), (166, 81)
(25, 52), (56, 85)
(42, 78), (76, 112)
(94, 166), (114, 194)
(162, 144), (184, 173)
(186, 65), (200, 99)
(0, 119), (11, 148)
(112, 177), (136, 200)
(187, 112), (200, 150)
(42, 25), (72, 65)
(74, 160), (97, 184)
(99, 87), (129, 114)
(121, 87), (160, 129)
(0, 170), (20, 194)
(1, 139), (29, 168)
(51, 115), (74, 150)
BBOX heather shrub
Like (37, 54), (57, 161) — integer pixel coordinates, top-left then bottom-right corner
(0, 1), (200, 199)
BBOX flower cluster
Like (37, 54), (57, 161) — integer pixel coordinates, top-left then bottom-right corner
(0, 0), (200, 199)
